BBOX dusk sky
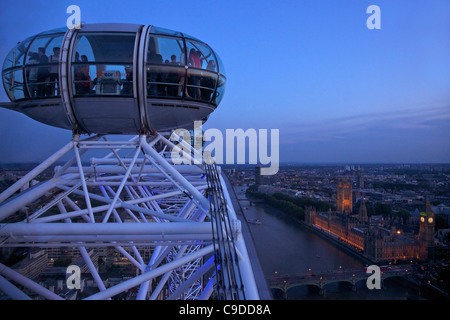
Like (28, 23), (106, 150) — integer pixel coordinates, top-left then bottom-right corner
(0, 0), (449, 164)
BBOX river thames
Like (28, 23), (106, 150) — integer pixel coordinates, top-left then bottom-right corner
(233, 185), (420, 300)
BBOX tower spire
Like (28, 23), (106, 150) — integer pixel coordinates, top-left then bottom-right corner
(358, 193), (368, 223)
(426, 196), (432, 213)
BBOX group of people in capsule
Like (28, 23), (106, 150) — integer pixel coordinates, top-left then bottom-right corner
(26, 46), (60, 97)
(72, 47), (217, 101)
(25, 42), (218, 102)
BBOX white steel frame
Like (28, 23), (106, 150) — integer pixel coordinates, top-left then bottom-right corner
(0, 133), (259, 300)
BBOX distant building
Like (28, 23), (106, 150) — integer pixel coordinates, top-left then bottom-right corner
(358, 196), (368, 223)
(363, 227), (421, 262)
(12, 248), (48, 281)
(304, 181), (436, 263)
(356, 171), (364, 189)
(419, 200), (435, 260)
(305, 207), (365, 251)
(337, 178), (352, 214)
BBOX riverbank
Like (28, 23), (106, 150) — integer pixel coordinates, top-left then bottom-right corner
(249, 196), (375, 267)
(299, 220), (375, 266)
(244, 191), (362, 259)
(244, 194), (450, 300)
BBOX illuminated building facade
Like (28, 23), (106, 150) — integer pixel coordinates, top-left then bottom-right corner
(337, 178), (352, 214)
(306, 207), (365, 251)
(305, 182), (435, 263)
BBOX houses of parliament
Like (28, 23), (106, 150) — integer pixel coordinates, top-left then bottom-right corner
(305, 178), (435, 263)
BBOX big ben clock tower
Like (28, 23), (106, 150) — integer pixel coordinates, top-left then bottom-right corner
(419, 199), (435, 260)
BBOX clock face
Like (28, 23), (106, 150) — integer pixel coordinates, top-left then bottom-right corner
(428, 217), (433, 223)
(420, 216), (425, 223)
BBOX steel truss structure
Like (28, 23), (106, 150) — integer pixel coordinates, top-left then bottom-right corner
(0, 133), (259, 300)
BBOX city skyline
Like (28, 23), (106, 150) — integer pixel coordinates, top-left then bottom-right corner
(0, 0), (449, 164)
(0, 1), (448, 303)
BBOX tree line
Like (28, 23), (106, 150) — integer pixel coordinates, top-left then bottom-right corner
(246, 186), (335, 221)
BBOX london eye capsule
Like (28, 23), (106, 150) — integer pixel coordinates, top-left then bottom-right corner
(1, 23), (226, 134)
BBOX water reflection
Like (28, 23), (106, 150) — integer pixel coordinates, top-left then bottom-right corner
(233, 186), (417, 300)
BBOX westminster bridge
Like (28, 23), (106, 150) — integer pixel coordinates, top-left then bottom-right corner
(267, 266), (413, 298)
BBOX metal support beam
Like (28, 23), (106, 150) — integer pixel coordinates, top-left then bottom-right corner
(0, 141), (74, 204)
(166, 255), (215, 300)
(0, 263), (63, 300)
(140, 135), (210, 209)
(0, 133), (261, 300)
(85, 245), (214, 300)
(0, 222), (212, 236)
(0, 275), (32, 300)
